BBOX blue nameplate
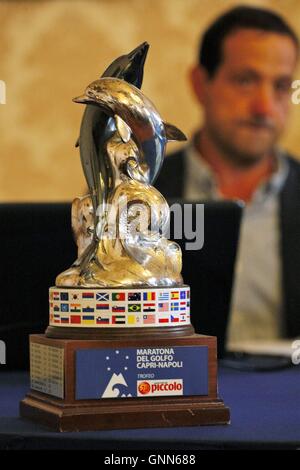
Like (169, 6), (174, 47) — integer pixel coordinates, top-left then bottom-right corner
(75, 346), (208, 399)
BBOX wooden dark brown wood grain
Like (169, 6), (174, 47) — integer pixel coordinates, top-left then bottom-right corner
(20, 334), (230, 432)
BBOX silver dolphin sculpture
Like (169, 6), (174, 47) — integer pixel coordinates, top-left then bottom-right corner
(73, 77), (186, 185)
(56, 53), (186, 288)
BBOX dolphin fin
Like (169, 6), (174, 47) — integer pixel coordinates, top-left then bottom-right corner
(164, 122), (187, 142)
(115, 114), (132, 143)
(75, 137), (80, 148)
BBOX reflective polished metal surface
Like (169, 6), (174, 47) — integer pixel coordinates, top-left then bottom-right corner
(56, 45), (186, 288)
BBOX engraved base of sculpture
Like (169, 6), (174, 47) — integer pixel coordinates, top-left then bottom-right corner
(20, 334), (230, 432)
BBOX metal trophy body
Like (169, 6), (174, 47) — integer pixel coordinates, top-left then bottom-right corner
(20, 43), (230, 431)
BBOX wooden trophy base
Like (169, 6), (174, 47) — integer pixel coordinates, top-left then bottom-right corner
(20, 333), (230, 432)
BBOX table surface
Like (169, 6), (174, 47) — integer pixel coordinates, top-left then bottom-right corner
(0, 365), (300, 450)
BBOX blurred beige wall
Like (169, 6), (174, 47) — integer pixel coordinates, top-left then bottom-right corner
(1, 0), (300, 201)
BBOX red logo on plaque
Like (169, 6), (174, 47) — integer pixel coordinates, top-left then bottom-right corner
(138, 381), (151, 395)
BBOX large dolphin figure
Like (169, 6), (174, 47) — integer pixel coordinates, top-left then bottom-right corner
(77, 41), (149, 216)
(74, 43), (149, 271)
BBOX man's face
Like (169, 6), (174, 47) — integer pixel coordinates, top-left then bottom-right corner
(193, 29), (298, 166)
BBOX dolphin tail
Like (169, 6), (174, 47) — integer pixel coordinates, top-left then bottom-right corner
(101, 42), (149, 88)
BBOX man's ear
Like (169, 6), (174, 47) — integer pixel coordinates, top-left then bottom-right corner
(188, 65), (209, 105)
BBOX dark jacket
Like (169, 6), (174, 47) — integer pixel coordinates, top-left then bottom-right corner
(155, 148), (300, 338)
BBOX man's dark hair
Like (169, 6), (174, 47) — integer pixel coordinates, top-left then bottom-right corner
(199, 5), (299, 77)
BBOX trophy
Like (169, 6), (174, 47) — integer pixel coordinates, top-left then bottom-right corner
(20, 43), (229, 431)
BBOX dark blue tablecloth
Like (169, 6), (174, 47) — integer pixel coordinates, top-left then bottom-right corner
(0, 365), (300, 449)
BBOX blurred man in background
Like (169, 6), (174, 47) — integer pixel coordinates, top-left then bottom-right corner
(155, 5), (300, 347)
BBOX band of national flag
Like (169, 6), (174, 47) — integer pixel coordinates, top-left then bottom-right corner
(49, 286), (190, 328)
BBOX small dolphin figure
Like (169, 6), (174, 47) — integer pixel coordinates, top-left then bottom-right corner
(73, 77), (186, 185)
